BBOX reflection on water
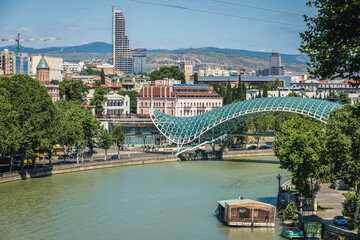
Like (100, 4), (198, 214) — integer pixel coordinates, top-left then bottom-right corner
(0, 156), (289, 240)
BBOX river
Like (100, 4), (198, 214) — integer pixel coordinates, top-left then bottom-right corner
(0, 156), (290, 240)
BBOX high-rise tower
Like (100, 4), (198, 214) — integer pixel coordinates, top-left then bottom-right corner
(112, 9), (133, 74)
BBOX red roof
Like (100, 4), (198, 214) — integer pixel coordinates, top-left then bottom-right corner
(319, 80), (329, 83)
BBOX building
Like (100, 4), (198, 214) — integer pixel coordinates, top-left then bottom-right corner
(30, 55), (63, 81)
(112, 9), (133, 74)
(0, 50), (29, 75)
(198, 66), (229, 77)
(87, 90), (130, 116)
(96, 63), (115, 75)
(63, 61), (85, 72)
(131, 48), (146, 73)
(198, 76), (293, 88)
(179, 61), (193, 83)
(137, 79), (222, 117)
(35, 55), (60, 102)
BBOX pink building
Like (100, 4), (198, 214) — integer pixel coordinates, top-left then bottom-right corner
(137, 79), (223, 117)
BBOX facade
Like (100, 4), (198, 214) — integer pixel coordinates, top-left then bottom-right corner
(96, 63), (115, 74)
(103, 92), (130, 116)
(198, 66), (229, 77)
(36, 56), (60, 102)
(198, 76), (293, 88)
(30, 55), (63, 81)
(0, 50), (29, 75)
(63, 61), (85, 72)
(131, 48), (146, 73)
(137, 79), (222, 117)
(113, 9), (133, 74)
(180, 61), (193, 83)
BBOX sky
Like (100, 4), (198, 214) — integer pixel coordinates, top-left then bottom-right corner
(0, 0), (318, 54)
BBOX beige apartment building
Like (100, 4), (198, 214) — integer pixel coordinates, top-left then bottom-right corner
(30, 55), (63, 81)
(0, 50), (29, 75)
(180, 61), (193, 83)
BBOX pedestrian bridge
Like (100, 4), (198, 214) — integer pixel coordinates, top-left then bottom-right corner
(150, 97), (343, 151)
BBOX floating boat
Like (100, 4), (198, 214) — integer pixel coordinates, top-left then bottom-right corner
(281, 228), (304, 239)
(215, 198), (276, 227)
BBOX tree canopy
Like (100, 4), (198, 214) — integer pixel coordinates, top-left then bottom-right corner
(112, 125), (125, 159)
(80, 68), (101, 76)
(59, 79), (89, 103)
(90, 86), (110, 115)
(150, 66), (185, 83)
(193, 72), (199, 84)
(300, 0), (360, 84)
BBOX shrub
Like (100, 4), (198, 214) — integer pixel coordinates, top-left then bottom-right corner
(283, 201), (299, 221)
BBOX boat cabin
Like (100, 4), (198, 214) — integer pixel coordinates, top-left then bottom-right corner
(216, 199), (276, 227)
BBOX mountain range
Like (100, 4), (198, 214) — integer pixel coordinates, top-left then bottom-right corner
(0, 42), (308, 64)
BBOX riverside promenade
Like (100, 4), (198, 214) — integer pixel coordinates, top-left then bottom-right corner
(0, 148), (274, 184)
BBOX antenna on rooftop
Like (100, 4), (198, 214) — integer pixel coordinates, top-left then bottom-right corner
(106, 5), (139, 11)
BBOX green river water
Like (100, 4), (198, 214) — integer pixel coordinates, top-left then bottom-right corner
(0, 156), (290, 240)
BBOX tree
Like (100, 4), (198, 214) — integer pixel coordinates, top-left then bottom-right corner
(118, 90), (138, 113)
(241, 83), (246, 101)
(193, 72), (199, 84)
(90, 86), (110, 115)
(150, 66), (185, 83)
(274, 116), (326, 204)
(80, 68), (101, 76)
(213, 83), (226, 97)
(223, 80), (233, 105)
(81, 107), (100, 163)
(283, 201), (299, 222)
(299, 1), (360, 85)
(97, 126), (114, 160)
(325, 91), (350, 104)
(112, 125), (125, 159)
(263, 85), (268, 98)
(268, 78), (282, 91)
(100, 68), (105, 84)
(50, 80), (59, 85)
(0, 74), (58, 171)
(59, 79), (89, 103)
(287, 92), (301, 97)
(324, 103), (360, 227)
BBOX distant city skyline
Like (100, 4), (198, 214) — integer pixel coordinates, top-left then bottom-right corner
(0, 0), (317, 54)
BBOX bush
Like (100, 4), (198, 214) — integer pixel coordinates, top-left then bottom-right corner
(342, 192), (357, 218)
(283, 201), (299, 221)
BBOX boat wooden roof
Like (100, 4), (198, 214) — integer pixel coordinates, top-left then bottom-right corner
(218, 199), (276, 209)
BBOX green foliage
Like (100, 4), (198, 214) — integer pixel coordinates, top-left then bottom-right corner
(283, 201), (299, 221)
(100, 68), (105, 84)
(80, 68), (101, 76)
(193, 72), (199, 84)
(213, 83), (226, 97)
(112, 125), (125, 148)
(274, 116), (325, 201)
(90, 86), (110, 115)
(263, 85), (268, 98)
(0, 74), (58, 160)
(59, 79), (89, 103)
(118, 90), (138, 113)
(299, 1), (360, 85)
(287, 92), (301, 97)
(150, 66), (185, 83)
(50, 80), (59, 85)
(267, 78), (282, 91)
(223, 80), (233, 105)
(325, 92), (350, 104)
(342, 193), (358, 218)
(97, 126), (113, 151)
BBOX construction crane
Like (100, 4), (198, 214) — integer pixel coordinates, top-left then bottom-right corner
(106, 5), (138, 11)
(1, 33), (61, 55)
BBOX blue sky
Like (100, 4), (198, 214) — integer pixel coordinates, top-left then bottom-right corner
(0, 0), (317, 54)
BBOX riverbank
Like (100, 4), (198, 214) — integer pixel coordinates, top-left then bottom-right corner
(0, 149), (274, 184)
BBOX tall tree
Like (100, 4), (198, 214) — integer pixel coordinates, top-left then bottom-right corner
(241, 83), (246, 101)
(223, 80), (233, 105)
(300, 0), (360, 85)
(112, 125), (125, 159)
(213, 83), (226, 97)
(90, 86), (110, 115)
(193, 72), (199, 84)
(97, 126), (114, 160)
(324, 103), (360, 228)
(0, 74), (58, 171)
(100, 68), (105, 84)
(59, 79), (89, 103)
(263, 85), (268, 98)
(274, 116), (326, 204)
(118, 90), (138, 113)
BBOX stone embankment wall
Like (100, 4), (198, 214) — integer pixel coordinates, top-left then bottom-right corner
(323, 223), (358, 240)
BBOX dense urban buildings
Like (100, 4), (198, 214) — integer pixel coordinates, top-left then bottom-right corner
(269, 51), (284, 76)
(0, 50), (29, 75)
(112, 9), (133, 74)
(30, 55), (63, 81)
(137, 79), (222, 117)
(131, 48), (146, 73)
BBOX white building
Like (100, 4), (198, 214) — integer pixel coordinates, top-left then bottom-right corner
(198, 66), (229, 77)
(87, 90), (130, 116)
(63, 61), (85, 72)
(30, 55), (63, 81)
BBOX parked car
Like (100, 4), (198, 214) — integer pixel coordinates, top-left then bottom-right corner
(111, 154), (119, 159)
(58, 154), (68, 159)
(333, 216), (347, 226)
(247, 145), (257, 150)
(83, 152), (91, 157)
(90, 150), (98, 154)
(69, 153), (77, 159)
(259, 145), (271, 149)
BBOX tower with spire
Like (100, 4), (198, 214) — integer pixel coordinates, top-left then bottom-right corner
(36, 54), (50, 83)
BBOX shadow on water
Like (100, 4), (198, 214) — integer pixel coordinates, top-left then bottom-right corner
(209, 159), (280, 165)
